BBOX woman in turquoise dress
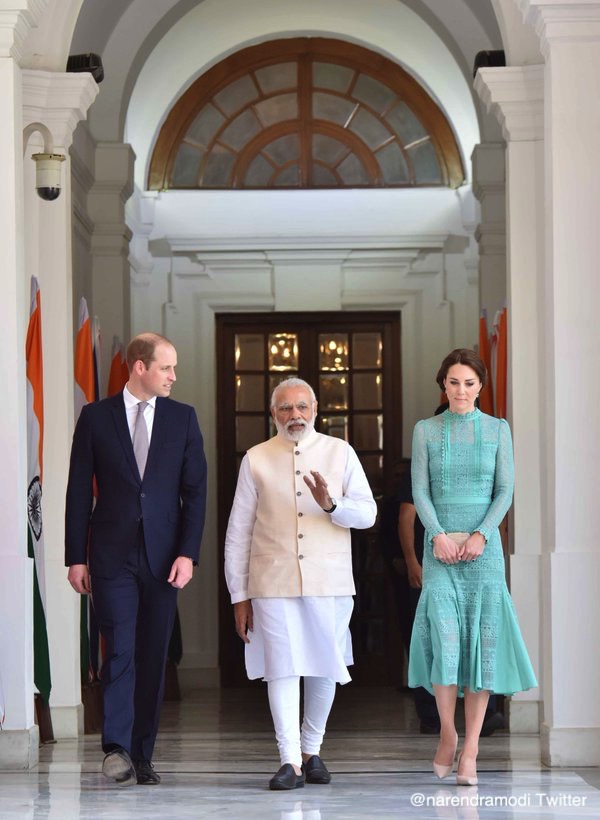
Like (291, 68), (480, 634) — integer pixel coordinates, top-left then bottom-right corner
(408, 348), (537, 786)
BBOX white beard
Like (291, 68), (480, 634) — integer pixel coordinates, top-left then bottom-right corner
(275, 416), (316, 442)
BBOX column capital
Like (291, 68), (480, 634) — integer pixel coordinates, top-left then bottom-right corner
(0, 0), (47, 61)
(520, 0), (600, 55)
(475, 65), (544, 142)
(22, 69), (99, 151)
(471, 143), (505, 202)
(474, 224), (507, 255)
(93, 142), (136, 203)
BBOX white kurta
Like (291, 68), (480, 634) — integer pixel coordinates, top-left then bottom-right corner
(225, 436), (376, 682)
(247, 596), (354, 683)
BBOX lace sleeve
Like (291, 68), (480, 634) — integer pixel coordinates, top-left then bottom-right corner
(411, 420), (445, 539)
(475, 419), (514, 541)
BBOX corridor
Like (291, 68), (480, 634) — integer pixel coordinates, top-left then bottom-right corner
(1, 687), (598, 818)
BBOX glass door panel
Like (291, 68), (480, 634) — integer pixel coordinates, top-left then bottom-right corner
(235, 333), (264, 369)
(268, 332), (298, 371)
(319, 332), (349, 371)
(353, 331), (382, 368)
(319, 374), (349, 410)
(354, 414), (383, 450)
(353, 373), (382, 410)
(235, 374), (265, 411)
(320, 415), (349, 441)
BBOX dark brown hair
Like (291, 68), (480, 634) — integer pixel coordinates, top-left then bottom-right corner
(436, 348), (487, 390)
(126, 332), (173, 371)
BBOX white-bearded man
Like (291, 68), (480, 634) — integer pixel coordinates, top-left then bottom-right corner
(224, 377), (376, 790)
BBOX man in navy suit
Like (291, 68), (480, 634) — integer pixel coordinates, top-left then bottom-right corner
(65, 332), (207, 786)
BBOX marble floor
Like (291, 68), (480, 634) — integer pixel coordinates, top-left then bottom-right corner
(1, 686), (598, 819)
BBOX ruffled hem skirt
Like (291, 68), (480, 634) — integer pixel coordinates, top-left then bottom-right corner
(245, 596), (354, 684)
(408, 581), (537, 697)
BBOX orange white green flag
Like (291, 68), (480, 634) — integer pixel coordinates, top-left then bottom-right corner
(107, 335), (128, 396)
(495, 306), (508, 420)
(74, 298), (95, 414)
(26, 276), (52, 704)
(478, 310), (494, 415)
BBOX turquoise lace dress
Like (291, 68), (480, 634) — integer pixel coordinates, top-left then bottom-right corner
(408, 409), (537, 696)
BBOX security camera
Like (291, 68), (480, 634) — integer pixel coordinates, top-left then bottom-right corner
(31, 152), (65, 201)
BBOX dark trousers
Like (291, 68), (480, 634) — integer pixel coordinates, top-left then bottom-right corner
(91, 534), (177, 760)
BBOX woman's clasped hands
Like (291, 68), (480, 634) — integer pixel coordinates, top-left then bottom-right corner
(432, 532), (486, 564)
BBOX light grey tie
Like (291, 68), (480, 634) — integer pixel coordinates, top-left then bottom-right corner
(132, 401), (149, 478)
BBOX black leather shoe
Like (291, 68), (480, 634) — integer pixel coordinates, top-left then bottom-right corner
(420, 720), (441, 735)
(134, 759), (161, 784)
(302, 755), (331, 784)
(102, 747), (137, 786)
(481, 711), (505, 737)
(269, 763), (305, 790)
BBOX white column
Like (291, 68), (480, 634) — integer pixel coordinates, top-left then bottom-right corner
(519, 0), (600, 766)
(22, 69), (99, 740)
(471, 143), (507, 319)
(475, 64), (544, 734)
(0, 0), (48, 770)
(86, 142), (135, 386)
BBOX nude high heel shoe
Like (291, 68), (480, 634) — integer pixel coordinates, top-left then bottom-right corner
(432, 738), (457, 779)
(456, 751), (478, 786)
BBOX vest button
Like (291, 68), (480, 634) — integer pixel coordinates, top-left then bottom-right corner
(296, 491), (302, 496)
(295, 450), (300, 455)
(298, 512), (303, 517)
(140, 492), (146, 498)
(298, 554), (304, 560)
(298, 533), (304, 539)
(295, 470), (300, 475)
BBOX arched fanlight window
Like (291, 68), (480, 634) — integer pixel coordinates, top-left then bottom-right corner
(148, 38), (464, 190)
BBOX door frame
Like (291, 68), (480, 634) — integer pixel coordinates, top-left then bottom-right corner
(216, 311), (402, 685)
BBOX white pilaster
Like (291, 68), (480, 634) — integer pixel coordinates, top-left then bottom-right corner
(0, 12), (38, 768)
(471, 143), (507, 319)
(518, 0), (600, 765)
(474, 64), (544, 734)
(22, 68), (98, 741)
(86, 142), (135, 385)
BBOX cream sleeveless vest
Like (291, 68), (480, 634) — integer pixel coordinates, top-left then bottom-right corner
(246, 430), (355, 598)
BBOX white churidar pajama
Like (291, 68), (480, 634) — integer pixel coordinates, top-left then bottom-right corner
(268, 675), (337, 766)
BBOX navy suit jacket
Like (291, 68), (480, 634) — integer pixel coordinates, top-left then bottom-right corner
(65, 393), (207, 580)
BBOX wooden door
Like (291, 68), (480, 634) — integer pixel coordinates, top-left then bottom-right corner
(216, 312), (402, 685)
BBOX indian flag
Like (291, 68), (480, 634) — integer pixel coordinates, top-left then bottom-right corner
(495, 307), (508, 420)
(107, 335), (128, 396)
(74, 298), (95, 416)
(26, 276), (52, 704)
(478, 309), (494, 415)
